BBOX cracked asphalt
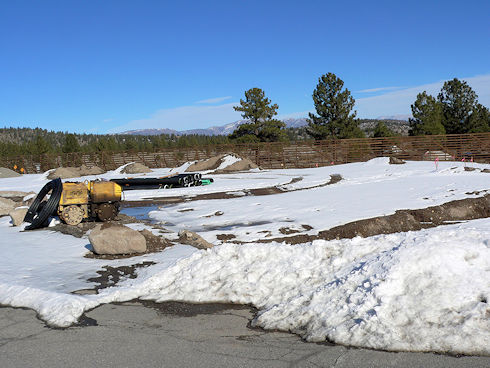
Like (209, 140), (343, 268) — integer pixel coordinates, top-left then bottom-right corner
(1, 303), (489, 368)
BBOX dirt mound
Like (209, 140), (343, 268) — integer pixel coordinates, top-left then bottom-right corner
(47, 165), (106, 179)
(121, 163), (152, 174)
(215, 157), (258, 173)
(185, 154), (227, 172)
(0, 167), (21, 178)
(185, 153), (258, 173)
(79, 165), (104, 176)
(47, 167), (80, 179)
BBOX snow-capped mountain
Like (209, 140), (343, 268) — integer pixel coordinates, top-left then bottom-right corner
(120, 119), (308, 136)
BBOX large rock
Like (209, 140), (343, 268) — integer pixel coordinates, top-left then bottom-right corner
(389, 157), (406, 165)
(9, 207), (28, 226)
(121, 163), (152, 174)
(178, 230), (214, 249)
(89, 223), (147, 255)
(0, 197), (16, 216)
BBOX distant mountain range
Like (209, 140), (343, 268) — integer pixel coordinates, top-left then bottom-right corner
(120, 118), (309, 136)
(120, 117), (410, 136)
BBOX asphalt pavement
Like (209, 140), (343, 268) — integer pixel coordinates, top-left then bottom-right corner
(1, 302), (488, 368)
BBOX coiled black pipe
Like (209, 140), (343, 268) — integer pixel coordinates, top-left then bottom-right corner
(24, 178), (63, 230)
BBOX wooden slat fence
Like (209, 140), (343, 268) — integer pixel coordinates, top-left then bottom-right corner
(1, 133), (489, 173)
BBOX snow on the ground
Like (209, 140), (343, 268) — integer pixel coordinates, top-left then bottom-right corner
(0, 158), (489, 355)
(147, 158), (490, 243)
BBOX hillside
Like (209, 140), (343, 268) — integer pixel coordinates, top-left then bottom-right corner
(121, 118), (410, 137)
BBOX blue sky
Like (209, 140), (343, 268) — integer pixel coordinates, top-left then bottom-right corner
(1, 0), (489, 134)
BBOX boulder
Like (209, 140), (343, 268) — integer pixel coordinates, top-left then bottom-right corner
(89, 223), (147, 255)
(121, 163), (152, 174)
(178, 230), (214, 249)
(0, 197), (16, 216)
(389, 157), (406, 165)
(9, 207), (28, 226)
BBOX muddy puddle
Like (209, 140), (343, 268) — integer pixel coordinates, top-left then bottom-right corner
(120, 204), (160, 222)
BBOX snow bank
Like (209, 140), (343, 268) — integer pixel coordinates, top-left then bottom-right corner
(1, 220), (487, 355)
(123, 220), (489, 355)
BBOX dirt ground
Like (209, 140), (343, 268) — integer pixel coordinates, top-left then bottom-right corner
(258, 193), (490, 245)
(126, 174), (342, 206)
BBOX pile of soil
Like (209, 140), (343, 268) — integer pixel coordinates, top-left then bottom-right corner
(121, 162), (152, 174)
(79, 165), (105, 176)
(215, 156), (258, 173)
(186, 154), (227, 172)
(0, 167), (21, 178)
(185, 153), (258, 173)
(47, 165), (105, 179)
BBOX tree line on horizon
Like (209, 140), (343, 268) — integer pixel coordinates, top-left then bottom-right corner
(0, 74), (488, 158)
(229, 73), (489, 143)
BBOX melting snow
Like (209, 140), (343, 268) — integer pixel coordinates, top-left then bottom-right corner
(0, 158), (489, 355)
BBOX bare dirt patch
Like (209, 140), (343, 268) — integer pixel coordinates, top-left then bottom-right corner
(216, 233), (236, 241)
(262, 194), (490, 245)
(127, 174), (342, 207)
(78, 261), (156, 292)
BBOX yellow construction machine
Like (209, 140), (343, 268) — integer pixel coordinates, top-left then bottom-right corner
(24, 179), (122, 229)
(58, 181), (122, 225)
(24, 172), (212, 230)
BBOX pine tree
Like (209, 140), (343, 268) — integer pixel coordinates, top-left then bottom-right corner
(307, 73), (363, 140)
(62, 134), (81, 153)
(438, 78), (477, 134)
(467, 103), (490, 133)
(230, 88), (287, 142)
(372, 121), (396, 137)
(409, 92), (445, 135)
(34, 135), (51, 155)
